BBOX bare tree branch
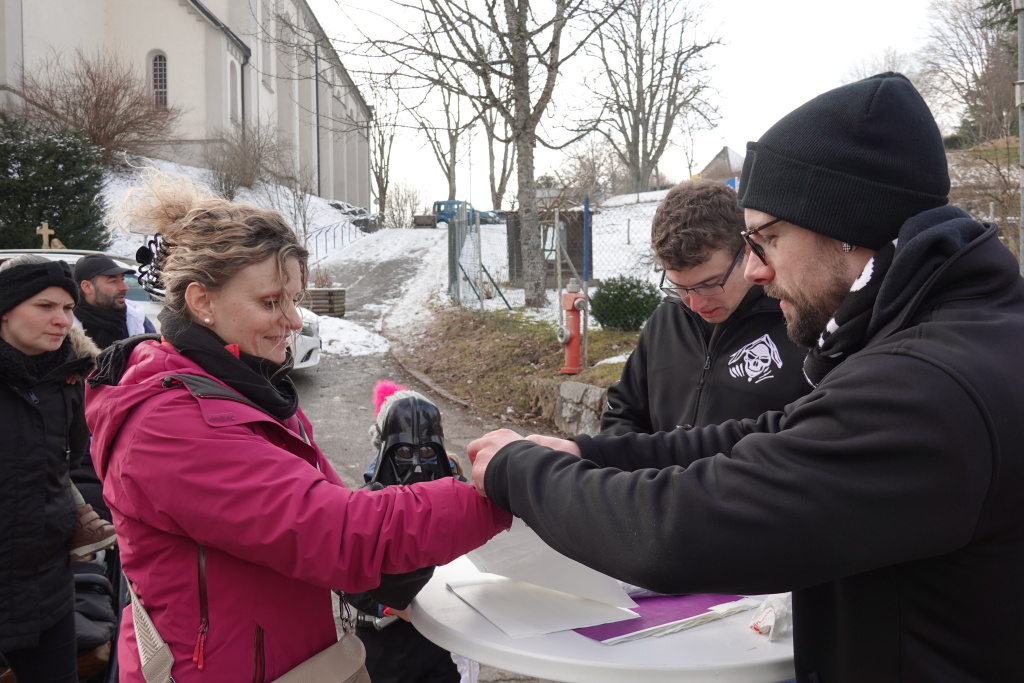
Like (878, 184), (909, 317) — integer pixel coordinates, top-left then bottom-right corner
(12, 48), (184, 165)
(576, 0), (719, 192)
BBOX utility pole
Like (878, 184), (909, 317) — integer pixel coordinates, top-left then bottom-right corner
(1015, 0), (1024, 274)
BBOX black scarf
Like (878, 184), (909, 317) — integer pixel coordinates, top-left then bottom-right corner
(158, 309), (299, 420)
(803, 206), (986, 387)
(0, 336), (71, 385)
(75, 301), (127, 350)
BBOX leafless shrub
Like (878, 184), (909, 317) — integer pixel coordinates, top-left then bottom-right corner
(205, 121), (291, 200)
(12, 49), (183, 164)
(383, 181), (423, 229)
(310, 265), (333, 288)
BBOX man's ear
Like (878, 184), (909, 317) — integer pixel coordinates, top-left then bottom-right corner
(80, 280), (94, 298)
(184, 282), (214, 323)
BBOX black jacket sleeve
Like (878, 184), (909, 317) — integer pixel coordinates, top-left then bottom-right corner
(486, 352), (992, 597)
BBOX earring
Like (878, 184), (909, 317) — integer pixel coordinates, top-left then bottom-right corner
(204, 317), (212, 324)
(842, 243), (853, 252)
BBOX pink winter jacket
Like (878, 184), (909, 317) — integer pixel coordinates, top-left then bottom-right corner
(85, 340), (511, 682)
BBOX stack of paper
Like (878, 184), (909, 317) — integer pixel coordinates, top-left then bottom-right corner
(445, 519), (639, 638)
(446, 574), (638, 638)
(573, 594), (762, 645)
(447, 519), (760, 643)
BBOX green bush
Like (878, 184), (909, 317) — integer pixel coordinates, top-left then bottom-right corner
(588, 275), (661, 331)
(0, 113), (106, 250)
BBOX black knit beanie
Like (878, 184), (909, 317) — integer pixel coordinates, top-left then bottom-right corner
(0, 260), (80, 317)
(737, 72), (949, 250)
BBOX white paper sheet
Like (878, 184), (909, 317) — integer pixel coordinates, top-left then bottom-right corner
(466, 518), (637, 609)
(446, 574), (638, 638)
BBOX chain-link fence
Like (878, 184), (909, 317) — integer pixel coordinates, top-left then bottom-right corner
(448, 192), (665, 318)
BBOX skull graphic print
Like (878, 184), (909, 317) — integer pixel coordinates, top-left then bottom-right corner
(728, 334), (784, 383)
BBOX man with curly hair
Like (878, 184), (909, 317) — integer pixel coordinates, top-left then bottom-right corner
(601, 179), (807, 435)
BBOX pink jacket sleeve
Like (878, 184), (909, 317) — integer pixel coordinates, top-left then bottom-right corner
(106, 390), (512, 593)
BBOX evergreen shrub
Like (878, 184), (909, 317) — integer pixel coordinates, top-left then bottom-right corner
(588, 275), (661, 331)
(0, 113), (107, 250)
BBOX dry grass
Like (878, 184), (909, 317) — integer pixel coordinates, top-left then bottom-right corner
(395, 306), (636, 428)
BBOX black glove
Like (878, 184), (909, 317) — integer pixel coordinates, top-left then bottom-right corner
(368, 566), (436, 610)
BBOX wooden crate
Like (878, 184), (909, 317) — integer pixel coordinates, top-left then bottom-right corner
(306, 288), (346, 317)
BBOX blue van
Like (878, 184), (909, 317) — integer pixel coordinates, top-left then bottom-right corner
(433, 200), (479, 226)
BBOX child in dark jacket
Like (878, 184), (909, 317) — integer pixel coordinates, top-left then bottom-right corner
(345, 381), (477, 683)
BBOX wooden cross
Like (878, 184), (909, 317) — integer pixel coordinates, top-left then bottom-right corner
(36, 221), (55, 249)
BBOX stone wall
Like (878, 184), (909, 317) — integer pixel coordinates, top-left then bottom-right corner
(529, 379), (607, 436)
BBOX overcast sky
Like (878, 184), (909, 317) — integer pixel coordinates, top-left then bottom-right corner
(311, 0), (936, 210)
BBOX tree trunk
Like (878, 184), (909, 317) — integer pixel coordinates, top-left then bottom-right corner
(516, 130), (545, 307)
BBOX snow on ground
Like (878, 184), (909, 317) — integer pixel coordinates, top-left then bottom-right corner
(98, 159), (662, 357)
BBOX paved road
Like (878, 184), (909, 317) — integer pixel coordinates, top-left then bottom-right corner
(294, 229), (542, 683)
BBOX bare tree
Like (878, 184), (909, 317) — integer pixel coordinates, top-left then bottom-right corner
(258, 157), (319, 243)
(408, 78), (476, 200)
(556, 136), (631, 203)
(842, 47), (925, 84)
(383, 180), (423, 229)
(920, 0), (1015, 144)
(365, 79), (400, 223)
(918, 0), (1018, 256)
(344, 0), (625, 307)
(581, 0), (719, 193)
(10, 49), (183, 165)
(474, 91), (517, 210)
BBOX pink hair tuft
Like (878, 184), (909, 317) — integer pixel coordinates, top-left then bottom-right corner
(373, 380), (407, 415)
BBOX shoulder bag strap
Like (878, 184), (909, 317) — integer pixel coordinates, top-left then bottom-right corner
(124, 577), (176, 683)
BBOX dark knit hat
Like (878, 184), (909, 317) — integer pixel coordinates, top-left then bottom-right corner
(0, 259), (80, 318)
(737, 72), (949, 250)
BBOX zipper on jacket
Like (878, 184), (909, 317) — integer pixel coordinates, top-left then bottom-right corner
(683, 298), (773, 429)
(192, 544), (209, 670)
(252, 624), (266, 683)
(684, 352), (713, 429)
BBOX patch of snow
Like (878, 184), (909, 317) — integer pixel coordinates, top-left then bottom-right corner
(318, 316), (389, 356)
(97, 160), (662, 357)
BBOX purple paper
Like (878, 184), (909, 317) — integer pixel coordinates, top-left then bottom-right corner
(573, 594), (743, 643)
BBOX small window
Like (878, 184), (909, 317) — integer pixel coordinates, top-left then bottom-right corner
(152, 54), (168, 108)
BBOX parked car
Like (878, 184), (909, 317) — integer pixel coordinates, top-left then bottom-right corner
(0, 249), (322, 370)
(478, 210), (501, 225)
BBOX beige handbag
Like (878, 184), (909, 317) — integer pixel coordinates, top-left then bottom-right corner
(270, 633), (371, 683)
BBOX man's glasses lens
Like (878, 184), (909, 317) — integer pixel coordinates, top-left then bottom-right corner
(741, 218), (783, 265)
(659, 246), (744, 299)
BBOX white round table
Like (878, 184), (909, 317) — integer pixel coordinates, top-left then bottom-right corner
(409, 556), (795, 683)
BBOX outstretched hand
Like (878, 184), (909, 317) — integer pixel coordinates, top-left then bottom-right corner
(467, 429), (583, 498)
(467, 429), (528, 498)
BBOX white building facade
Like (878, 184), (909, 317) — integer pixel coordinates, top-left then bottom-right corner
(0, 0), (371, 209)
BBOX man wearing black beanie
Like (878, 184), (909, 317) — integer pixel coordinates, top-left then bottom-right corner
(468, 72), (1024, 682)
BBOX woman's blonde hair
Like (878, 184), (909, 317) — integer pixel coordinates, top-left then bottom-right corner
(114, 170), (309, 319)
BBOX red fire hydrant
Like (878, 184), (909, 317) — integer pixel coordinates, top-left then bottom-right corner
(557, 278), (588, 374)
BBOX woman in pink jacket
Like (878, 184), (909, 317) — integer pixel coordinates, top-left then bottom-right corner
(85, 176), (511, 682)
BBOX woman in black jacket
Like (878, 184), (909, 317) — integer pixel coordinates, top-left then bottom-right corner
(0, 255), (98, 683)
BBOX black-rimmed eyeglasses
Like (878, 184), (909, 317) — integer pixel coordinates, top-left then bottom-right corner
(741, 217), (783, 265)
(659, 245), (746, 300)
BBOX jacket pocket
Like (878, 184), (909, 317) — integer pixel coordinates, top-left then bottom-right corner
(252, 623), (266, 683)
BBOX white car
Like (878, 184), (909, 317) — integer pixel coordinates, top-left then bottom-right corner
(0, 249), (321, 370)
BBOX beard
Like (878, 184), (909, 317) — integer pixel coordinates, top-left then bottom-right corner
(765, 250), (851, 348)
(93, 289), (126, 311)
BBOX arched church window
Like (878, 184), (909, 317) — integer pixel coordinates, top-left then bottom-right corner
(152, 54), (168, 108)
